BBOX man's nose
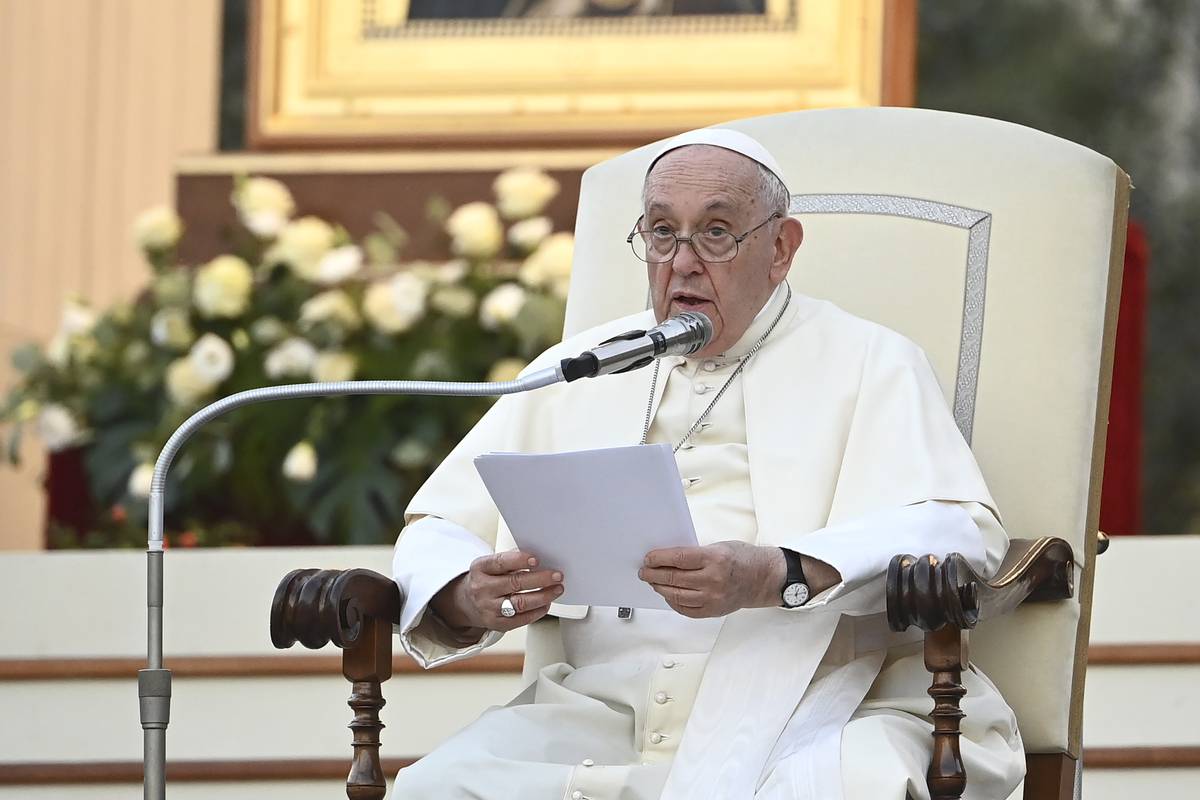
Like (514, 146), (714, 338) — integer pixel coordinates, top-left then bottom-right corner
(670, 239), (706, 275)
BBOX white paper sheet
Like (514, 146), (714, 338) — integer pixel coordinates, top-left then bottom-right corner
(474, 443), (699, 610)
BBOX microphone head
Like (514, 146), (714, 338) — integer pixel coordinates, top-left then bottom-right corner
(670, 311), (714, 355)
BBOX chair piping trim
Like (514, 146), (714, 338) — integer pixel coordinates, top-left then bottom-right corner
(789, 193), (992, 444)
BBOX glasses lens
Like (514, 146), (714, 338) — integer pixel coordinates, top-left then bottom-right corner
(632, 230), (676, 263)
(692, 231), (738, 262)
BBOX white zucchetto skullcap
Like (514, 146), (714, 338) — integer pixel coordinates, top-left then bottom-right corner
(647, 128), (788, 193)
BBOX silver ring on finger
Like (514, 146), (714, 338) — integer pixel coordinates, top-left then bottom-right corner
(499, 596), (517, 618)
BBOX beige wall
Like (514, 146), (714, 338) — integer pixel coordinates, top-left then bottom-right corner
(0, 0), (221, 550)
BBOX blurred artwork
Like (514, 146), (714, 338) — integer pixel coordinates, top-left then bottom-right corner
(252, 0), (901, 147)
(406, 1), (767, 18)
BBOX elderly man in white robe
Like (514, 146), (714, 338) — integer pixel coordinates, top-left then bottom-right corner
(390, 129), (1025, 800)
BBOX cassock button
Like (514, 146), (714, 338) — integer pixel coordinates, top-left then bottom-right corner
(662, 657), (676, 669)
(694, 383), (711, 395)
(654, 691), (669, 704)
(581, 758), (595, 767)
(703, 360), (717, 372)
(572, 792), (584, 800)
(649, 732), (664, 745)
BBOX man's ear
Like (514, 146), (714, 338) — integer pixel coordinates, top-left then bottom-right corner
(771, 217), (804, 280)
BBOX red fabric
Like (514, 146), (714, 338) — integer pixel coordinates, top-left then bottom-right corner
(43, 446), (95, 547)
(1099, 220), (1147, 535)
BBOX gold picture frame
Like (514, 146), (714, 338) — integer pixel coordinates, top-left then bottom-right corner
(248, 0), (915, 149)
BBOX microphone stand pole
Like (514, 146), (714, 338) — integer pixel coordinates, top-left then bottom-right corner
(139, 367), (565, 800)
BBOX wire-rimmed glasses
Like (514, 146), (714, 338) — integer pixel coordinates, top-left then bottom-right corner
(626, 212), (783, 263)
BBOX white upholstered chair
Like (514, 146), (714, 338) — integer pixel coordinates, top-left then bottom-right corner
(272, 108), (1129, 800)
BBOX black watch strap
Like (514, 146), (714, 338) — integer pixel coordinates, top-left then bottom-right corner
(781, 547), (806, 587)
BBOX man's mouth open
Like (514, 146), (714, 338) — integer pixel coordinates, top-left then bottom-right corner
(671, 293), (711, 312)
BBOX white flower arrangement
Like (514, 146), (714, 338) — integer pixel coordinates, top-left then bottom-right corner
(3, 167), (572, 548)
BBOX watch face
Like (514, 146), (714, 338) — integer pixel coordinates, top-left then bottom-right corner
(783, 582), (810, 608)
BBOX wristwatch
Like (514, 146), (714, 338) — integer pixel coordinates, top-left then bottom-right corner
(779, 548), (810, 608)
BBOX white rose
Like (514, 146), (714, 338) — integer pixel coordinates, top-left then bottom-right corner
(265, 337), (318, 379)
(150, 308), (195, 350)
(127, 462), (155, 499)
(493, 167), (559, 220)
(270, 216), (335, 280)
(518, 232), (574, 290)
(479, 283), (528, 329)
(165, 357), (216, 405)
(445, 202), (503, 260)
(132, 206), (183, 251)
(232, 177), (295, 238)
(188, 333), (234, 386)
(434, 259), (469, 285)
(250, 316), (287, 345)
(487, 358), (528, 383)
(60, 298), (98, 336)
(390, 438), (432, 469)
(362, 272), (428, 334)
(282, 441), (317, 482)
(194, 255), (254, 318)
(45, 332), (69, 368)
(36, 404), (83, 451)
(311, 245), (363, 285)
(299, 289), (361, 332)
(430, 285), (477, 319)
(311, 350), (357, 382)
(508, 216), (553, 252)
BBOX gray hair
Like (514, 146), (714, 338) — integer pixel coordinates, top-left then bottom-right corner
(756, 162), (791, 217)
(642, 152), (791, 217)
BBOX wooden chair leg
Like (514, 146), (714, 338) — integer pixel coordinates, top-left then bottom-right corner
(343, 616), (393, 800)
(925, 625), (968, 799)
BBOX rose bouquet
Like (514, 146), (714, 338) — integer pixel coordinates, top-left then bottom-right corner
(1, 168), (572, 548)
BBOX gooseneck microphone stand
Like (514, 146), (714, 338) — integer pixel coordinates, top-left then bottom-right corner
(139, 366), (567, 800)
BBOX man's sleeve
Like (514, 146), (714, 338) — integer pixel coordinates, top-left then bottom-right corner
(780, 500), (1007, 616)
(391, 390), (522, 668)
(393, 515), (503, 667)
(779, 329), (1007, 616)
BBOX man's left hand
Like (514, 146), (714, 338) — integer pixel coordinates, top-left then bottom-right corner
(639, 541), (786, 618)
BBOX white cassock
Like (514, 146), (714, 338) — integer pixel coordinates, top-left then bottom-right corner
(390, 284), (1025, 799)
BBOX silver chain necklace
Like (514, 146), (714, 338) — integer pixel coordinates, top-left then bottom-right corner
(639, 283), (792, 453)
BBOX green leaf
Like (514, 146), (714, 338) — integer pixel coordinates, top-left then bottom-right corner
(10, 343), (42, 374)
(424, 196), (451, 226)
(363, 233), (396, 266)
(373, 211), (409, 251)
(7, 423), (22, 466)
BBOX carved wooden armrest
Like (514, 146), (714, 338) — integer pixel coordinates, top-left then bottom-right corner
(271, 568), (403, 800)
(884, 538), (1077, 800)
(886, 537), (1075, 633)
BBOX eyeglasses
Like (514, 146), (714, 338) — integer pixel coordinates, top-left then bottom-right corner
(626, 212), (783, 264)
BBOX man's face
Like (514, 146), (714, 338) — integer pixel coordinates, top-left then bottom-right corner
(641, 145), (802, 358)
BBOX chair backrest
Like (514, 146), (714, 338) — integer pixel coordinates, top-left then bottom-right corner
(562, 107), (1129, 758)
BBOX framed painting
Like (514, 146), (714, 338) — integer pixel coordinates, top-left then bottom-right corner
(248, 0), (915, 149)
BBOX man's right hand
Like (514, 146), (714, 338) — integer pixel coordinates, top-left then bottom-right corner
(428, 549), (564, 635)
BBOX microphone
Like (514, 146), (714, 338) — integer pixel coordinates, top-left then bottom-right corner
(560, 311), (713, 381)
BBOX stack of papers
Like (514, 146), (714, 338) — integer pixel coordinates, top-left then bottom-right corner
(474, 443), (699, 610)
